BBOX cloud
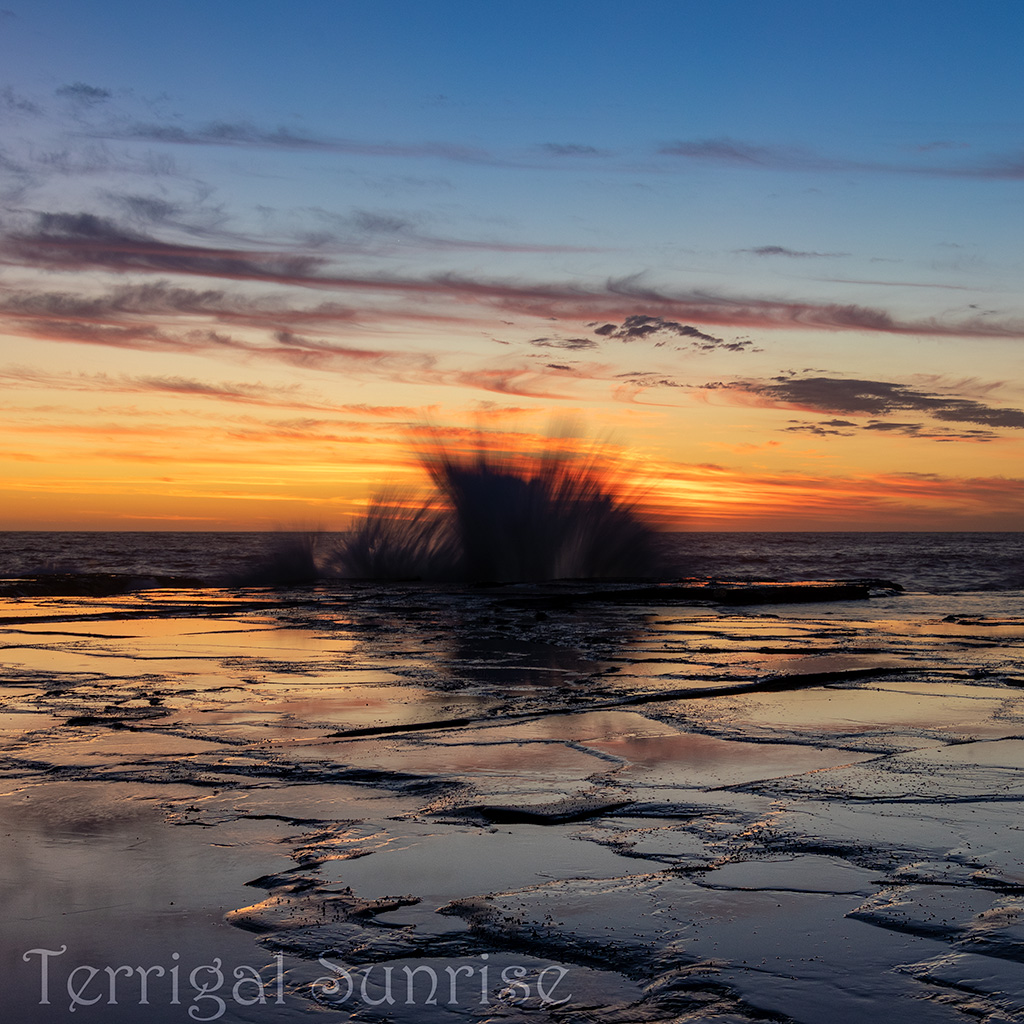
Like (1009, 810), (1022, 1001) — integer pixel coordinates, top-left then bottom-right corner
(659, 138), (845, 171)
(528, 336), (599, 350)
(741, 245), (845, 259)
(913, 140), (970, 153)
(810, 276), (978, 291)
(4, 209), (591, 278)
(56, 82), (112, 104)
(0, 366), (438, 420)
(538, 143), (607, 157)
(706, 375), (1024, 436)
(0, 281), (593, 401)
(783, 417), (999, 442)
(99, 119), (500, 164)
(2, 212), (328, 280)
(111, 194), (185, 225)
(91, 117), (620, 172)
(783, 419), (857, 437)
(3, 280), (237, 319)
(6, 215), (1024, 342)
(0, 87), (41, 116)
(591, 315), (757, 352)
(660, 135), (1024, 181)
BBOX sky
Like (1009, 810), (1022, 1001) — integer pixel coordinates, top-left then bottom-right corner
(1, 0), (1023, 531)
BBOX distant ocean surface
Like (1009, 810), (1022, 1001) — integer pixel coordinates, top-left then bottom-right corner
(1, 531), (1023, 595)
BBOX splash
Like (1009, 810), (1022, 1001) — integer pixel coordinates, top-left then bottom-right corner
(230, 529), (322, 586)
(332, 433), (658, 583)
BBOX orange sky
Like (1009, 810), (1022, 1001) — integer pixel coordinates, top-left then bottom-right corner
(2, 6), (1024, 531)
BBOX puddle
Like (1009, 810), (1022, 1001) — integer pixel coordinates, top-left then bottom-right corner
(584, 731), (877, 788)
(0, 782), (309, 1023)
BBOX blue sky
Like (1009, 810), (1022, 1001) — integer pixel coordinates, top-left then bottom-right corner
(2, 1), (1023, 528)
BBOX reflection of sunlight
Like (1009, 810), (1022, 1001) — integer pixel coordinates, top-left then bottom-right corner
(584, 732), (876, 788)
(296, 737), (606, 776)
(319, 823), (661, 905)
(728, 682), (1020, 738)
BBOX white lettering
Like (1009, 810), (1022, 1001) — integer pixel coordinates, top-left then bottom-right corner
(537, 964), (571, 1004)
(67, 965), (102, 1012)
(105, 964), (133, 1004)
(402, 964), (438, 1005)
(500, 964), (530, 1003)
(231, 965), (266, 1006)
(188, 958), (225, 1021)
(445, 963), (473, 1005)
(312, 955), (353, 1003)
(136, 964), (165, 1005)
(359, 965), (394, 1006)
(22, 945), (67, 1005)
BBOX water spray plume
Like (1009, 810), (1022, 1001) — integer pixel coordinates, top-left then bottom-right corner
(332, 430), (658, 583)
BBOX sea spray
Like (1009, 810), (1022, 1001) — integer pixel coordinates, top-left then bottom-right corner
(331, 432), (657, 583)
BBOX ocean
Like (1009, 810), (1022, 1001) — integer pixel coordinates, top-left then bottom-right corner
(1, 530), (1023, 594)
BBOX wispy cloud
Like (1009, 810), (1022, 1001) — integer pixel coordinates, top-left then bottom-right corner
(528, 336), (599, 350)
(784, 417), (1000, 442)
(0, 86), (42, 116)
(56, 82), (112, 105)
(2, 212), (328, 281)
(6, 217), (1024, 348)
(660, 136), (1024, 181)
(704, 375), (1024, 437)
(101, 119), (502, 165)
(740, 245), (846, 259)
(659, 138), (852, 171)
(537, 143), (610, 158)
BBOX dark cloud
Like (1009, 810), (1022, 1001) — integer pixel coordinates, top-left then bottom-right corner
(95, 119), (619, 172)
(2, 212), (326, 281)
(112, 195), (184, 225)
(6, 216), (1024, 342)
(659, 138), (841, 170)
(0, 87), (41, 115)
(56, 82), (111, 104)
(811, 276), (977, 291)
(528, 337), (598, 350)
(539, 143), (606, 157)
(0, 281), (357, 331)
(592, 315), (757, 353)
(350, 209), (415, 235)
(863, 422), (999, 442)
(593, 316), (717, 342)
(785, 416), (998, 442)
(615, 372), (686, 389)
(784, 420), (856, 437)
(101, 120), (498, 164)
(741, 245), (845, 259)
(660, 135), (1024, 182)
(914, 140), (970, 152)
(709, 376), (1024, 435)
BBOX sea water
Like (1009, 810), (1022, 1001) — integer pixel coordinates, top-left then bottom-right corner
(1, 530), (1022, 594)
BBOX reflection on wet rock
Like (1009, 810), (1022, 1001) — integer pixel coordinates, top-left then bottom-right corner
(1, 582), (1024, 1020)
